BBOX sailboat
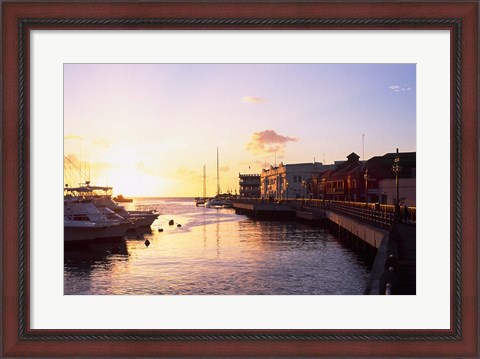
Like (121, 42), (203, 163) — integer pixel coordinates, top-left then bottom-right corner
(194, 165), (207, 206)
(205, 147), (233, 209)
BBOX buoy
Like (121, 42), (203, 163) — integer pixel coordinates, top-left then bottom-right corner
(158, 228), (164, 232)
(144, 239), (150, 247)
(169, 219), (174, 225)
(177, 224), (182, 227)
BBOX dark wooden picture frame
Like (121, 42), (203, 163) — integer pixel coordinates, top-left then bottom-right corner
(2, 1), (478, 357)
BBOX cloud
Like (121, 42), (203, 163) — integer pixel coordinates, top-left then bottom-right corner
(175, 167), (198, 178)
(242, 96), (266, 104)
(92, 138), (110, 149)
(64, 134), (84, 141)
(246, 129), (297, 155)
(136, 160), (158, 176)
(219, 165), (229, 172)
(389, 84), (412, 92)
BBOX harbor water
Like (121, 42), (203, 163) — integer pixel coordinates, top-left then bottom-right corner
(64, 198), (371, 295)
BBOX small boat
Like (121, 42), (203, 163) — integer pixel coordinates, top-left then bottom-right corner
(113, 194), (133, 203)
(204, 147), (233, 209)
(204, 197), (233, 209)
(194, 197), (206, 206)
(194, 165), (207, 206)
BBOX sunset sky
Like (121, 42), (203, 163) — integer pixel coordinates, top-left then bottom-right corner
(64, 64), (416, 197)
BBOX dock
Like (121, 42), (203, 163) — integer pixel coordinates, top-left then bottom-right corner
(233, 201), (296, 220)
(233, 201), (327, 223)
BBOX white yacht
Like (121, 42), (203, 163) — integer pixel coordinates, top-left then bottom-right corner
(93, 195), (159, 228)
(64, 200), (130, 243)
(64, 182), (159, 229)
(204, 197), (233, 208)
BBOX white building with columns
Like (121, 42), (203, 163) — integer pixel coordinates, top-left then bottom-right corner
(260, 162), (336, 200)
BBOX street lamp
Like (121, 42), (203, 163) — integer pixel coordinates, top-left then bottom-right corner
(392, 148), (402, 218)
(347, 175), (351, 202)
(322, 178), (326, 205)
(364, 168), (369, 208)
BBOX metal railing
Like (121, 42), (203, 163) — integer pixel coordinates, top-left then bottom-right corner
(325, 202), (395, 230)
(235, 197), (415, 225)
(235, 198), (395, 228)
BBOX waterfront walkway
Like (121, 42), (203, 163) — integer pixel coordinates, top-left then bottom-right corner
(395, 223), (416, 294)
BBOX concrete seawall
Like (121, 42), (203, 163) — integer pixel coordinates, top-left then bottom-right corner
(326, 210), (388, 250)
(326, 210), (391, 294)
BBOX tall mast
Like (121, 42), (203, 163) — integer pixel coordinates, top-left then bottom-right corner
(216, 146), (220, 195)
(203, 165), (206, 198)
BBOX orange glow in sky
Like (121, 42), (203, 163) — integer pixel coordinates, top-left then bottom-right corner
(64, 64), (416, 197)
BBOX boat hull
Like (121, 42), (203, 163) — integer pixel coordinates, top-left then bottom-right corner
(128, 212), (159, 228)
(64, 221), (130, 243)
(205, 199), (233, 208)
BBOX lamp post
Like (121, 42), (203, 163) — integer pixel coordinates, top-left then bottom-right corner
(347, 175), (351, 202)
(364, 168), (369, 208)
(322, 178), (326, 205)
(392, 148), (402, 218)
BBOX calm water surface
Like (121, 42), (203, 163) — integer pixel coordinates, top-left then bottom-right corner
(64, 198), (371, 295)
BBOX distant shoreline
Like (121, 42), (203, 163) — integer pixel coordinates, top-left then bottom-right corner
(125, 197), (196, 200)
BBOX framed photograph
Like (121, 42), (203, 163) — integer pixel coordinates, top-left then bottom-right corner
(2, 1), (478, 357)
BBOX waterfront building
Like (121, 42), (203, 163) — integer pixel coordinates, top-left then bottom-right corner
(260, 162), (335, 200)
(317, 151), (416, 206)
(367, 151), (416, 206)
(321, 152), (365, 202)
(238, 173), (261, 198)
(258, 150), (416, 204)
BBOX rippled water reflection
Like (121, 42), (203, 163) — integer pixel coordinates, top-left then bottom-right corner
(64, 198), (371, 295)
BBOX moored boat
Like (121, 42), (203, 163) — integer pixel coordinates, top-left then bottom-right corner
(113, 194), (133, 203)
(64, 200), (130, 243)
(204, 147), (234, 209)
(194, 197), (206, 206)
(194, 165), (207, 206)
(204, 197), (233, 208)
(64, 182), (159, 229)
